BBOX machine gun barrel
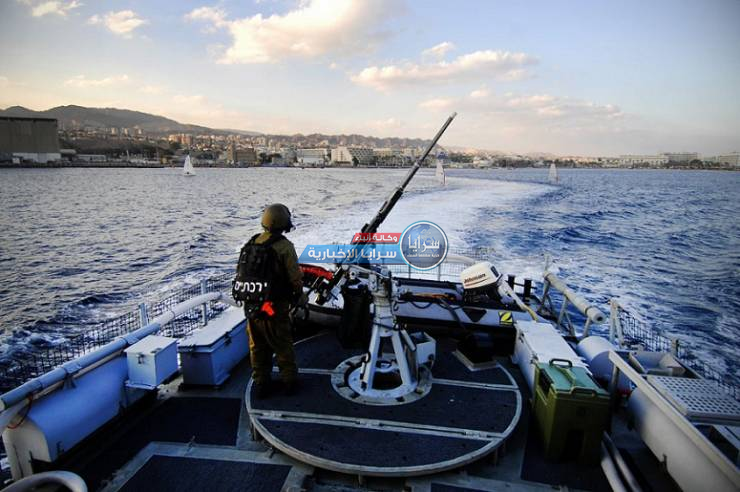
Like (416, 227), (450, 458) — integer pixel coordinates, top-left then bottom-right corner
(359, 112), (457, 235)
(314, 112), (457, 304)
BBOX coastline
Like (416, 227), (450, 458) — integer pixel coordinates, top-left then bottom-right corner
(1, 163), (737, 171)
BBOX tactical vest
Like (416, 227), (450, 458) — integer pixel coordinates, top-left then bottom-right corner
(232, 234), (291, 316)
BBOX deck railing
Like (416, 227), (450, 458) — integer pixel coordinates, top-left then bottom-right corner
(0, 273), (233, 392)
(609, 299), (738, 400)
(386, 248), (494, 281)
(2, 258), (737, 400)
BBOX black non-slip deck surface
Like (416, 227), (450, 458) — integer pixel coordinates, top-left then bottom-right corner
(260, 419), (488, 468)
(430, 485), (488, 492)
(520, 414), (609, 490)
(294, 333), (362, 370)
(252, 373), (517, 434)
(74, 397), (241, 490)
(119, 456), (291, 492)
(432, 351), (512, 385)
(296, 332), (513, 386)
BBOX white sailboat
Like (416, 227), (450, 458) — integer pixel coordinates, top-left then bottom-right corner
(435, 158), (446, 186)
(183, 155), (196, 177)
(548, 162), (558, 183)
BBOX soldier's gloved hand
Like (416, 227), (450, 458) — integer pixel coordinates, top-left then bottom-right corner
(297, 292), (309, 307)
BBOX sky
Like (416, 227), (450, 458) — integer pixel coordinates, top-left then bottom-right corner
(1, 0), (739, 156)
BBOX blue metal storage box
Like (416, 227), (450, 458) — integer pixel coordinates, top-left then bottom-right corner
(178, 308), (249, 386)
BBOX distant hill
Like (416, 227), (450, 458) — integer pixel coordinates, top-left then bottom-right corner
(0, 105), (434, 148)
(0, 105), (260, 136)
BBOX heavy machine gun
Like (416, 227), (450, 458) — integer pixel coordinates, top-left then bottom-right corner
(313, 112), (457, 304)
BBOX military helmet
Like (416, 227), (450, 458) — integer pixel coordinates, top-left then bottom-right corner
(261, 203), (293, 232)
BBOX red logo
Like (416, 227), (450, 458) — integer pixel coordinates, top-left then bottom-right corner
(351, 232), (401, 244)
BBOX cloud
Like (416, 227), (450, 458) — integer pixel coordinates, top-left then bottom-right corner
(88, 10), (147, 37)
(418, 90), (635, 154)
(186, 6), (227, 25)
(0, 76), (9, 88)
(419, 98), (455, 111)
(370, 117), (403, 129)
(161, 93), (252, 130)
(501, 93), (622, 121)
(21, 0), (82, 17)
(185, 6), (226, 33)
(139, 85), (166, 95)
(185, 0), (401, 64)
(172, 94), (207, 106)
(419, 90), (623, 127)
(351, 50), (537, 90)
(422, 41), (455, 59)
(64, 74), (129, 88)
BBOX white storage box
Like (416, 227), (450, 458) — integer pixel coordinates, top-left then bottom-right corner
(512, 320), (588, 392)
(178, 308), (249, 386)
(411, 332), (437, 368)
(124, 335), (178, 389)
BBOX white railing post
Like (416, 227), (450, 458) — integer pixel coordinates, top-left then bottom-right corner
(557, 297), (569, 326)
(609, 299), (624, 347)
(538, 279), (551, 315)
(583, 318), (592, 339)
(138, 303), (149, 328)
(200, 279), (208, 326)
(670, 338), (680, 357)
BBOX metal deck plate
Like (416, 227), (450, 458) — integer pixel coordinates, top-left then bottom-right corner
(648, 376), (740, 422)
(247, 332), (522, 477)
(119, 456), (291, 492)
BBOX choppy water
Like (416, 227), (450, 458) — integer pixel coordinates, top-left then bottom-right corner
(0, 167), (738, 384)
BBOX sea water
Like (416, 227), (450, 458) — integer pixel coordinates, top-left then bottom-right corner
(0, 167), (737, 385)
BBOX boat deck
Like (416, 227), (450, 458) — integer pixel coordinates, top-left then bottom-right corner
(32, 330), (664, 492)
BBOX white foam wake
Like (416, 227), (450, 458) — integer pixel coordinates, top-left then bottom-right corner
(289, 171), (551, 264)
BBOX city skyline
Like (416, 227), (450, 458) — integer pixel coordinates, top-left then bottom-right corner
(1, 0), (739, 156)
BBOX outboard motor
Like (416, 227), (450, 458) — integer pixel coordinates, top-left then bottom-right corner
(460, 262), (513, 306)
(457, 262), (518, 361)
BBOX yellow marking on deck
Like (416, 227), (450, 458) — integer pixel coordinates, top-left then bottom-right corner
(499, 311), (513, 324)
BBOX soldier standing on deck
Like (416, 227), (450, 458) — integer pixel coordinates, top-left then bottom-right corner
(236, 204), (305, 399)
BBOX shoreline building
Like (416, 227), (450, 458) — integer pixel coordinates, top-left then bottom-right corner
(297, 148), (329, 166)
(373, 148), (405, 167)
(662, 152), (698, 164)
(0, 117), (61, 164)
(702, 152), (740, 168)
(331, 146), (374, 166)
(618, 154), (669, 167)
(227, 142), (257, 166)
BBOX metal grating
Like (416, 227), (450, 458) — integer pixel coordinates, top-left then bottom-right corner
(0, 272), (233, 392)
(648, 375), (740, 421)
(620, 309), (739, 400)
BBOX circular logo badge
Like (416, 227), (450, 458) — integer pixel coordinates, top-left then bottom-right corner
(399, 221), (449, 270)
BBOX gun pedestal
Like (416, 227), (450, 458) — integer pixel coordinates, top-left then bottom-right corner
(341, 272), (431, 404)
(246, 268), (523, 475)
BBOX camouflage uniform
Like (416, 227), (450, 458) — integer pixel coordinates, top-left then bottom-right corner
(247, 231), (303, 386)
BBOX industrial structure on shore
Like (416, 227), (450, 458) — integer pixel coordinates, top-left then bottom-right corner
(0, 116), (61, 164)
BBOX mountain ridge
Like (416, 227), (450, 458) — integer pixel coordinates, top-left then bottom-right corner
(0, 104), (244, 135)
(0, 105), (434, 148)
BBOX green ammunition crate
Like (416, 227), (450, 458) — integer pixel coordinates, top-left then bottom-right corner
(533, 359), (610, 464)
